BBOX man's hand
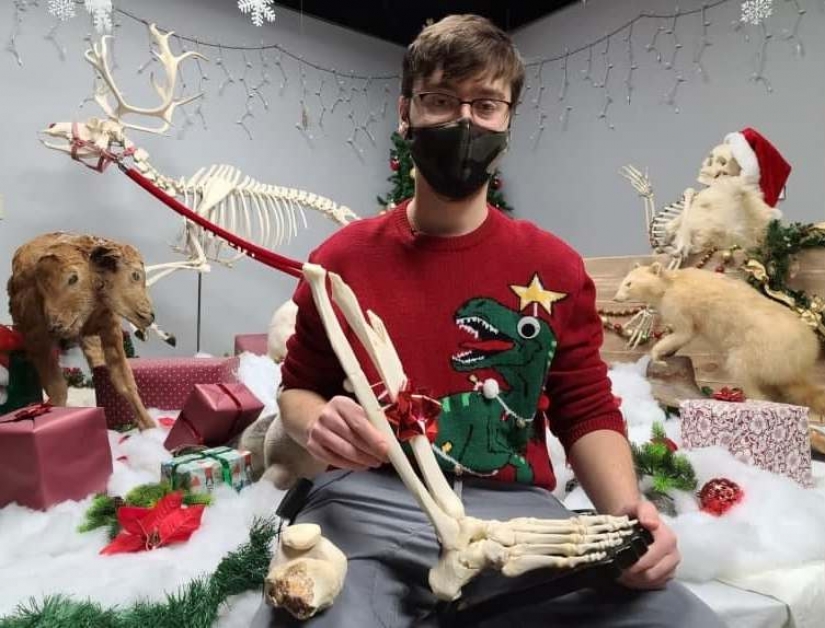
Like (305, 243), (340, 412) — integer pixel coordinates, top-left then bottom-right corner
(304, 395), (389, 471)
(618, 500), (680, 590)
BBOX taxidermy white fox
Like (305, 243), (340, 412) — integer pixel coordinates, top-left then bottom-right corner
(614, 263), (825, 412)
(665, 176), (778, 255)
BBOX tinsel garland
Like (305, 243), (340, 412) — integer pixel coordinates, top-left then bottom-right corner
(744, 219), (825, 338)
(0, 517), (280, 628)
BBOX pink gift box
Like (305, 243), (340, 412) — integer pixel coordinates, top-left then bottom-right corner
(233, 334), (268, 356)
(0, 404), (112, 510)
(680, 399), (813, 487)
(93, 357), (239, 429)
(164, 382), (264, 452)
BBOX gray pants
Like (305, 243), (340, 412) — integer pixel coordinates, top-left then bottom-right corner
(251, 469), (725, 628)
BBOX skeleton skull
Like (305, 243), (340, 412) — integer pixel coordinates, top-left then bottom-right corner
(40, 118), (125, 155)
(697, 143), (742, 186)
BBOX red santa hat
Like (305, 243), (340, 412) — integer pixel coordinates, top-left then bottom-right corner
(723, 127), (791, 208)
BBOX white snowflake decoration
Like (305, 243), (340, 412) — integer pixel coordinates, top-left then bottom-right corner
(238, 0), (276, 27)
(741, 0), (774, 26)
(47, 0), (76, 21)
(85, 0), (113, 32)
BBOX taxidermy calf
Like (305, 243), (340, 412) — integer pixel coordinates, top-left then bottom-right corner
(614, 263), (825, 411)
(665, 177), (778, 257)
(7, 232), (157, 430)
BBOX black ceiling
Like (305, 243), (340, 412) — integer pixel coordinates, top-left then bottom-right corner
(272, 1), (578, 46)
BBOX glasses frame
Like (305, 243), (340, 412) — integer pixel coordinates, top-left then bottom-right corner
(411, 91), (513, 126)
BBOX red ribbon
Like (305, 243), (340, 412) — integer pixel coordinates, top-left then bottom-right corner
(124, 167), (304, 279)
(70, 122), (136, 173)
(0, 401), (53, 424)
(383, 383), (441, 442)
(712, 387), (745, 403)
(176, 384), (247, 446)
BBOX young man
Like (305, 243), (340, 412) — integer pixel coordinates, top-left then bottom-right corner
(252, 14), (724, 628)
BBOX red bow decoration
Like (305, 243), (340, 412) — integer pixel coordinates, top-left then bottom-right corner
(384, 383), (441, 442)
(9, 402), (53, 421)
(100, 491), (206, 555)
(712, 387), (745, 402)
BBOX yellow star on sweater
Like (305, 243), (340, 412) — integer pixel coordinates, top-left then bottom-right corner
(510, 273), (567, 316)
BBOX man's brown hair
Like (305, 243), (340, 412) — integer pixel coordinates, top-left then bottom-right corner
(401, 14), (525, 106)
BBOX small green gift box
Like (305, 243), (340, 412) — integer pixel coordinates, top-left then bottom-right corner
(161, 447), (254, 494)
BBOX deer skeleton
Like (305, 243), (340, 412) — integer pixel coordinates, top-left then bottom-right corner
(40, 24), (359, 290)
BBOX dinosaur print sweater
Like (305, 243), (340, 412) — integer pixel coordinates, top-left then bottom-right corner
(281, 201), (626, 491)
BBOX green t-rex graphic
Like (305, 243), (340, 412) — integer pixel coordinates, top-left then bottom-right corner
(434, 297), (558, 483)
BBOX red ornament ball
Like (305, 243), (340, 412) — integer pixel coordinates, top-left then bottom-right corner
(390, 157), (400, 172)
(652, 436), (679, 452)
(491, 176), (502, 190)
(699, 477), (744, 516)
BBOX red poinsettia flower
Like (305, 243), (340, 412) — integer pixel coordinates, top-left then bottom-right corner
(100, 491), (205, 555)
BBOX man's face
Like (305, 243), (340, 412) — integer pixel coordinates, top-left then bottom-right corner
(399, 71), (512, 136)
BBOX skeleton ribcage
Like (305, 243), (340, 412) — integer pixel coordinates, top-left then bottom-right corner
(175, 165), (357, 265)
(649, 199), (684, 253)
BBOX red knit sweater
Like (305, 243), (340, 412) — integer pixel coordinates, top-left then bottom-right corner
(281, 201), (626, 491)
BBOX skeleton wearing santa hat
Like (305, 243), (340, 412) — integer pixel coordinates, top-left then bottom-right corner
(623, 127), (792, 267)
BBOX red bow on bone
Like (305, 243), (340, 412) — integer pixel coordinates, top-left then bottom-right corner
(383, 382), (441, 442)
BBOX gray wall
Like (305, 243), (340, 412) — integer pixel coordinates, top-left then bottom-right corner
(4, 0), (825, 357)
(506, 0), (825, 257)
(0, 0), (402, 357)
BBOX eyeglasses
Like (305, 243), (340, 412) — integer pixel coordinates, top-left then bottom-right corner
(412, 92), (512, 127)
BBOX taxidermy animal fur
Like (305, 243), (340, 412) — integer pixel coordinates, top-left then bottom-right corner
(267, 298), (298, 363)
(614, 263), (825, 411)
(665, 177), (778, 255)
(240, 408), (327, 490)
(7, 232), (157, 430)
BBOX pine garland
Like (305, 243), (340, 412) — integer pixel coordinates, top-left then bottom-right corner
(746, 219), (825, 310)
(376, 131), (512, 212)
(78, 481), (213, 540)
(631, 422), (697, 495)
(0, 517), (280, 628)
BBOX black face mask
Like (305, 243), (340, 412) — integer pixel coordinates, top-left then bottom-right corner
(406, 118), (509, 201)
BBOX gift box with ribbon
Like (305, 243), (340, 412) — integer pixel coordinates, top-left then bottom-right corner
(0, 403), (112, 510)
(160, 446), (254, 494)
(680, 398), (813, 487)
(0, 325), (43, 415)
(163, 382), (264, 452)
(93, 357), (239, 429)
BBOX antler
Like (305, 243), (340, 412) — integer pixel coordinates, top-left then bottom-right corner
(84, 24), (205, 134)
